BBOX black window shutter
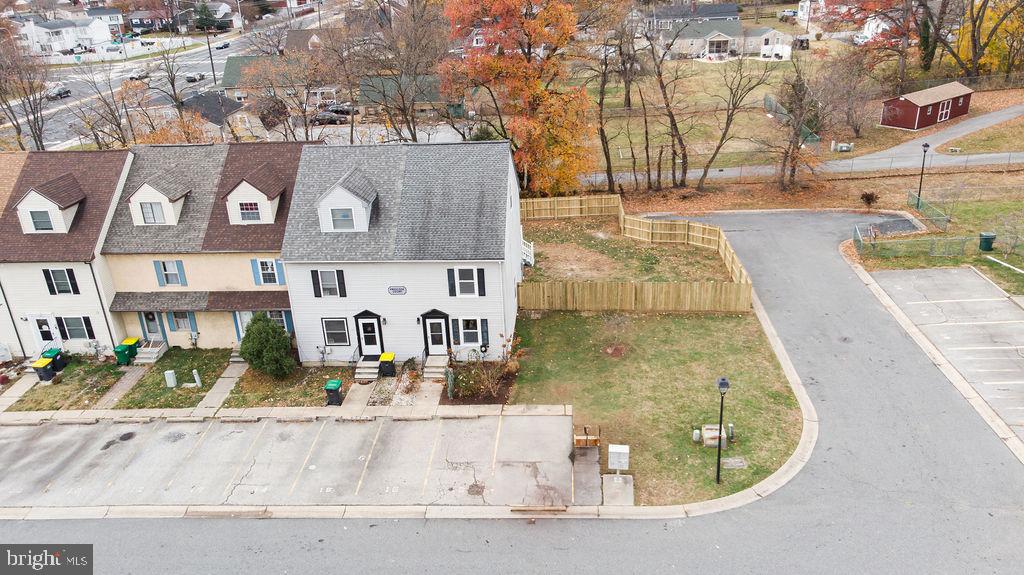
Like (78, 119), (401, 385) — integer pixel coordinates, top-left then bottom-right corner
(43, 269), (56, 295)
(447, 268), (456, 296)
(311, 270), (321, 298)
(481, 319), (489, 346)
(451, 318), (460, 345)
(477, 268), (486, 296)
(55, 317), (68, 339)
(67, 268), (80, 294)
(83, 316), (95, 339)
(336, 270), (346, 297)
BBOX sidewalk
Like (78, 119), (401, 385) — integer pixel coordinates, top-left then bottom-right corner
(92, 366), (148, 409)
(0, 373), (39, 412)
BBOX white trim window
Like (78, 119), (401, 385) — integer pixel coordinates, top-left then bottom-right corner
(331, 208), (354, 231)
(319, 270), (339, 296)
(30, 210), (53, 231)
(456, 267), (478, 296)
(172, 311), (191, 330)
(460, 318), (481, 344)
(258, 259), (277, 284)
(141, 201), (165, 224)
(239, 202), (261, 222)
(48, 269), (74, 294)
(63, 317), (89, 339)
(161, 261), (181, 285)
(267, 310), (287, 330)
(323, 318), (349, 345)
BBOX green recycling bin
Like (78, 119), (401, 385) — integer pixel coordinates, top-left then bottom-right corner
(40, 348), (66, 371)
(979, 232), (996, 252)
(113, 344), (131, 366)
(122, 337), (140, 358)
(325, 379), (342, 406)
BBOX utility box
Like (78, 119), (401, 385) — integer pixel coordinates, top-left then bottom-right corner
(608, 444), (630, 472)
(702, 424), (728, 449)
(164, 370), (177, 388)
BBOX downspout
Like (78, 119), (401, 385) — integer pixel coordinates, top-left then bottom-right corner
(88, 261), (117, 351)
(0, 274), (26, 358)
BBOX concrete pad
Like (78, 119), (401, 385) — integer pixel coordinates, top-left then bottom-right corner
(215, 408), (246, 417)
(241, 407), (275, 417)
(101, 420), (212, 505)
(362, 406), (389, 417)
(489, 416), (573, 507)
(423, 417), (497, 505)
(601, 474), (634, 505)
(501, 404), (564, 416)
(158, 421), (271, 505)
(287, 418), (381, 505)
(221, 420), (327, 505)
(0, 423), (111, 506)
(355, 418), (437, 504)
(572, 447), (602, 506)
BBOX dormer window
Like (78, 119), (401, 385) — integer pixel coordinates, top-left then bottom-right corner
(140, 202), (165, 224)
(225, 162), (284, 225)
(239, 202), (261, 222)
(331, 208), (354, 231)
(30, 210), (53, 231)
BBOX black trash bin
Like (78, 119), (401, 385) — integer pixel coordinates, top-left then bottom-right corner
(379, 352), (396, 377)
(979, 232), (997, 252)
(31, 358), (55, 382)
(325, 379), (342, 406)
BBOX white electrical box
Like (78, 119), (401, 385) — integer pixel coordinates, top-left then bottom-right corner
(608, 444), (629, 472)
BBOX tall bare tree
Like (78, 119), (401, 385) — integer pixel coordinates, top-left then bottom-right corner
(0, 35), (50, 150)
(820, 48), (882, 139)
(926, 0), (1024, 77)
(641, 23), (696, 187)
(69, 64), (134, 148)
(242, 53), (336, 141)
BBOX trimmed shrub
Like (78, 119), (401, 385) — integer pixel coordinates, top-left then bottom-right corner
(239, 312), (296, 379)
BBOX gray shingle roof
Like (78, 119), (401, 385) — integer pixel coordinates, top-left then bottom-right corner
(333, 168), (377, 204)
(110, 291), (209, 312)
(665, 19), (742, 41)
(282, 142), (511, 262)
(130, 171), (192, 202)
(102, 144), (229, 254)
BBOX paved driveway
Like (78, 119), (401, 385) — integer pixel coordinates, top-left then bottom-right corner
(874, 267), (1024, 441)
(0, 416), (588, 507)
(4, 212), (1024, 574)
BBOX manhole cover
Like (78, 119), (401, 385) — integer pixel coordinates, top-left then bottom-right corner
(721, 457), (748, 469)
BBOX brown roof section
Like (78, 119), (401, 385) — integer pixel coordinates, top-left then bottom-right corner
(28, 172), (87, 208)
(0, 152), (28, 214)
(899, 81), (974, 107)
(283, 28), (340, 53)
(226, 161), (286, 200)
(0, 150), (130, 263)
(201, 141), (315, 252)
(206, 290), (291, 311)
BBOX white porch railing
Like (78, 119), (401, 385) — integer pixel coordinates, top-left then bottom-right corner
(522, 239), (535, 266)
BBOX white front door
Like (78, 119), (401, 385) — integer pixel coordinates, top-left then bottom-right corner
(357, 317), (382, 356)
(142, 311), (163, 341)
(425, 318), (447, 356)
(30, 315), (62, 353)
(237, 311), (254, 338)
(938, 99), (952, 122)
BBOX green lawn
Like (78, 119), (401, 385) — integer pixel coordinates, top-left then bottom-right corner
(524, 217), (731, 283)
(512, 312), (800, 506)
(860, 199), (1024, 294)
(945, 112), (1024, 154)
(114, 348), (231, 409)
(224, 366), (354, 408)
(8, 356), (122, 411)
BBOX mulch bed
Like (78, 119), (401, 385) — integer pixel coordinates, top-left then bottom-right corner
(438, 375), (515, 405)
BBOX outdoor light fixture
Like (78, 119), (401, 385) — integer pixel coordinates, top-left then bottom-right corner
(917, 142), (930, 209)
(715, 376), (731, 484)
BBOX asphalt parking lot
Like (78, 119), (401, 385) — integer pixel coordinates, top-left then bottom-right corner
(874, 267), (1024, 441)
(0, 415), (594, 508)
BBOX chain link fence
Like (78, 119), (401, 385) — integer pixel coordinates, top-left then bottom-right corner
(854, 223), (973, 257)
(906, 190), (951, 231)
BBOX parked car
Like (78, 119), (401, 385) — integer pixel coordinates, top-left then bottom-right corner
(853, 33), (871, 46)
(779, 9), (798, 17)
(45, 84), (71, 100)
(326, 103), (359, 116)
(312, 111), (349, 125)
(214, 41), (230, 50)
(128, 68), (149, 80)
(185, 72), (206, 83)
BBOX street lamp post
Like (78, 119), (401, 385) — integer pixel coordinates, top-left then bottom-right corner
(715, 376), (730, 485)
(916, 142), (930, 209)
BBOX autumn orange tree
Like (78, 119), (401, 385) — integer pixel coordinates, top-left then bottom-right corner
(441, 0), (592, 196)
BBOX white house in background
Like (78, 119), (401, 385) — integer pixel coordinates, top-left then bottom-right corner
(281, 142), (524, 376)
(0, 151), (133, 359)
(85, 7), (125, 34)
(208, 2), (243, 29)
(10, 16), (112, 54)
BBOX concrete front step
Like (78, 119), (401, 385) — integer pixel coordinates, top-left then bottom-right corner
(423, 369), (446, 379)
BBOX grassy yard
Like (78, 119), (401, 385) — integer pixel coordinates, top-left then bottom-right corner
(8, 356), (122, 411)
(224, 366), (354, 408)
(524, 217), (731, 283)
(945, 115), (1024, 154)
(860, 198), (1024, 294)
(114, 348), (230, 409)
(512, 312), (800, 505)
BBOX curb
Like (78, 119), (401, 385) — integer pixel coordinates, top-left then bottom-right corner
(841, 249), (1024, 465)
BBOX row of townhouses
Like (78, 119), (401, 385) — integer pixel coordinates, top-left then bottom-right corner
(0, 141), (524, 368)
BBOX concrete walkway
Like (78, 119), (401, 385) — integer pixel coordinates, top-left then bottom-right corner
(864, 102), (1024, 158)
(192, 362), (248, 417)
(0, 373), (39, 412)
(92, 366), (148, 410)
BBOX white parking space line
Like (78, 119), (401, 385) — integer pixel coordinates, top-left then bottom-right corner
(421, 419), (443, 498)
(906, 298), (1006, 304)
(970, 369), (1020, 372)
(288, 419), (328, 496)
(491, 413), (504, 473)
(353, 419), (384, 496)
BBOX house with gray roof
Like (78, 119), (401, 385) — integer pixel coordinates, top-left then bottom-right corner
(660, 20), (793, 59)
(11, 15), (111, 54)
(281, 141), (524, 375)
(101, 142), (310, 360)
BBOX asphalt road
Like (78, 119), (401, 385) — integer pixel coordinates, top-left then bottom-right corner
(3, 211), (1023, 573)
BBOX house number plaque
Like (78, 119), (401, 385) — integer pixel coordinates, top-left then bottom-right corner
(388, 286), (407, 295)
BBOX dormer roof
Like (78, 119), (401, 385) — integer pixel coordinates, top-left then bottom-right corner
(25, 172), (85, 209)
(227, 161), (286, 200)
(130, 172), (192, 202)
(334, 168), (377, 204)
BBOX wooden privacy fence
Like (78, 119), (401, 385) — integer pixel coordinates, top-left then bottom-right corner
(520, 193), (753, 312)
(518, 281), (752, 313)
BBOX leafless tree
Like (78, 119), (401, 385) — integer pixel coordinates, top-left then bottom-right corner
(242, 52), (336, 141)
(0, 35), (50, 150)
(150, 49), (188, 118)
(641, 23), (696, 187)
(68, 64), (134, 148)
(696, 57), (774, 191)
(246, 19), (297, 55)
(998, 209), (1024, 256)
(820, 48), (883, 139)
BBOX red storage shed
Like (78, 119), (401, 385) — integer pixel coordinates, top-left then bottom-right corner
(880, 81), (974, 131)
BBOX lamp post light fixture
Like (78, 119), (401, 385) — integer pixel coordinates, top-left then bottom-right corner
(715, 376), (730, 485)
(916, 142), (930, 209)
